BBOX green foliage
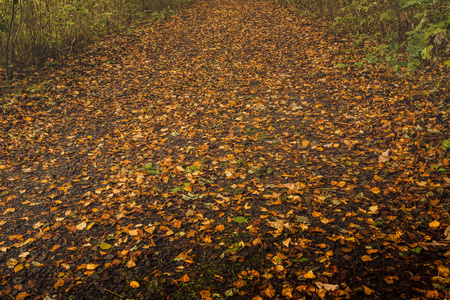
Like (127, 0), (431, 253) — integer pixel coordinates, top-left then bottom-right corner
(288, 0), (450, 70)
(443, 140), (450, 151)
(0, 0), (191, 78)
(0, 23), (8, 33)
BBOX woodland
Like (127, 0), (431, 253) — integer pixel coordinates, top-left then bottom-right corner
(0, 0), (449, 299)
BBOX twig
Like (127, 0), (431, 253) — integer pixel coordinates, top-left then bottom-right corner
(102, 287), (123, 298)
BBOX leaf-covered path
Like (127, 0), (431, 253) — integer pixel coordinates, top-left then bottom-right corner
(1, 0), (449, 299)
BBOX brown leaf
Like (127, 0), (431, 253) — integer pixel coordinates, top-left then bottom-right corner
(378, 149), (391, 163)
(315, 281), (339, 291)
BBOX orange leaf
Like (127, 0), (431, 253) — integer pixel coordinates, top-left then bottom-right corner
(264, 284), (276, 298)
(200, 290), (212, 300)
(178, 274), (190, 283)
(361, 255), (373, 262)
(130, 281), (140, 288)
(369, 187), (380, 194)
(126, 259), (136, 268)
(16, 292), (32, 300)
(429, 220), (440, 228)
(362, 286), (374, 295)
(54, 278), (64, 289)
(14, 264), (24, 273)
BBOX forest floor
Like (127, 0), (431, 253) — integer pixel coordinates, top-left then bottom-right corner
(1, 0), (450, 299)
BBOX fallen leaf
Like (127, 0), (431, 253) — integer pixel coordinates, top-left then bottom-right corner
(54, 278), (64, 289)
(429, 220), (440, 228)
(264, 284), (276, 297)
(126, 259), (136, 268)
(178, 274), (190, 283)
(315, 281), (339, 291)
(76, 221), (87, 230)
(369, 187), (380, 194)
(378, 149), (391, 163)
(86, 263), (98, 270)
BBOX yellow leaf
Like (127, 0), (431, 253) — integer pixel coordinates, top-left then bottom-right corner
(3, 207), (15, 215)
(304, 271), (316, 279)
(337, 181), (346, 187)
(86, 263), (98, 270)
(14, 264), (24, 273)
(130, 281), (140, 288)
(429, 220), (440, 228)
(302, 140), (310, 148)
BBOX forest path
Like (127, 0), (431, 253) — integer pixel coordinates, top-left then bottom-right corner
(1, 0), (449, 299)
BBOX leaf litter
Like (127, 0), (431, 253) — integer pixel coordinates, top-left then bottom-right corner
(0, 0), (449, 299)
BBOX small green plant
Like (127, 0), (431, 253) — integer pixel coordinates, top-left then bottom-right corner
(443, 140), (450, 151)
(171, 182), (191, 193)
(185, 165), (199, 173)
(365, 53), (379, 64)
(143, 163), (160, 175)
(354, 61), (364, 68)
(431, 164), (447, 173)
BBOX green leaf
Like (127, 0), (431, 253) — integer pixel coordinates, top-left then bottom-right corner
(99, 242), (112, 250)
(171, 186), (184, 193)
(233, 216), (248, 224)
(373, 220), (383, 226)
(223, 246), (240, 254)
(293, 257), (309, 263)
(410, 247), (422, 254)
